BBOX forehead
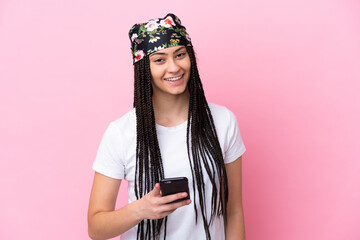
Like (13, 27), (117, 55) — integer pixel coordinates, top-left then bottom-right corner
(149, 45), (186, 57)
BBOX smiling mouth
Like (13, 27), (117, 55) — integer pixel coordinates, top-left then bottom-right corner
(164, 74), (183, 81)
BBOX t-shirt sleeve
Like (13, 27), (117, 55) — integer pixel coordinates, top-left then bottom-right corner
(223, 108), (246, 164)
(92, 122), (125, 179)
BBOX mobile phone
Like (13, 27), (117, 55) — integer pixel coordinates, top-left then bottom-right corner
(159, 177), (190, 203)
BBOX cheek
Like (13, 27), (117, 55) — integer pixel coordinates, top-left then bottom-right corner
(185, 57), (191, 73)
(149, 65), (156, 79)
(150, 64), (165, 80)
(185, 63), (191, 77)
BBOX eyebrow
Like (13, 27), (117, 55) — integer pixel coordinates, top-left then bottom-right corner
(150, 46), (186, 57)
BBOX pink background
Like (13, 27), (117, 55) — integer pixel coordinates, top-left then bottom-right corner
(1, 0), (359, 239)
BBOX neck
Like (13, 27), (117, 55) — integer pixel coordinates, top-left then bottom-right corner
(152, 89), (189, 127)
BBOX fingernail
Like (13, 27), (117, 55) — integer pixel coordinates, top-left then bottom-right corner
(182, 193), (187, 197)
(187, 200), (191, 204)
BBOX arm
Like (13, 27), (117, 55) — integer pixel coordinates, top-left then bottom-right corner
(87, 172), (191, 240)
(225, 156), (246, 240)
(87, 172), (137, 239)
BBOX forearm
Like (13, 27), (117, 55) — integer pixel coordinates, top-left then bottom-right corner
(225, 208), (246, 240)
(88, 200), (142, 240)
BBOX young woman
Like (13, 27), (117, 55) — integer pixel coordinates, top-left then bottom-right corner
(88, 13), (246, 240)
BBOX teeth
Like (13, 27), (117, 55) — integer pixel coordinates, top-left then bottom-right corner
(164, 75), (182, 81)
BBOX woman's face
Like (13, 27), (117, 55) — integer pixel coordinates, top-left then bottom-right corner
(149, 45), (191, 98)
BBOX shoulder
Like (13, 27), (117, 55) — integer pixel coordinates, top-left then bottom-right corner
(103, 108), (136, 142)
(109, 108), (136, 133)
(207, 102), (227, 113)
(208, 102), (237, 125)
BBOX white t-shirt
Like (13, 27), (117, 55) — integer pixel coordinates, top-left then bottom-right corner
(93, 103), (246, 239)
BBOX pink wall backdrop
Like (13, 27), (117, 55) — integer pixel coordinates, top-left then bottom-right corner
(1, 0), (359, 239)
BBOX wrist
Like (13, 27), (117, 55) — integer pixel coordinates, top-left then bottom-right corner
(129, 198), (144, 222)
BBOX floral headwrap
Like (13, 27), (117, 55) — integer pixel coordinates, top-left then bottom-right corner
(129, 13), (192, 64)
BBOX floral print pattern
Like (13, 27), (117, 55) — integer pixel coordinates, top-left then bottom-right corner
(134, 50), (145, 62)
(131, 33), (138, 42)
(149, 36), (160, 43)
(160, 16), (176, 28)
(128, 13), (192, 63)
(144, 20), (159, 32)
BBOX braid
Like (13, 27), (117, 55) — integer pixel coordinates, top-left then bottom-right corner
(186, 45), (229, 238)
(132, 46), (228, 240)
(133, 57), (166, 239)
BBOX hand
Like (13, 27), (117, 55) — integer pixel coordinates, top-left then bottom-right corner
(137, 183), (191, 220)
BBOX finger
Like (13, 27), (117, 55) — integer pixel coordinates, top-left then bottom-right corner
(160, 192), (189, 204)
(160, 198), (192, 212)
(161, 209), (176, 217)
(149, 183), (161, 197)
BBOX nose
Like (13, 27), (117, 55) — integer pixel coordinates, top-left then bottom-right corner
(167, 58), (181, 73)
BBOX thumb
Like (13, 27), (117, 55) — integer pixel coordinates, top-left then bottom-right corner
(149, 183), (161, 197)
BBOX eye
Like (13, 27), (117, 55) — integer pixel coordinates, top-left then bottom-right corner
(154, 58), (164, 63)
(177, 52), (186, 58)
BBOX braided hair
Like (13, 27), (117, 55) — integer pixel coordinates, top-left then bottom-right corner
(133, 45), (228, 240)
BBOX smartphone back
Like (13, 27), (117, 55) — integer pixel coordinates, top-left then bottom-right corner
(160, 177), (190, 202)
